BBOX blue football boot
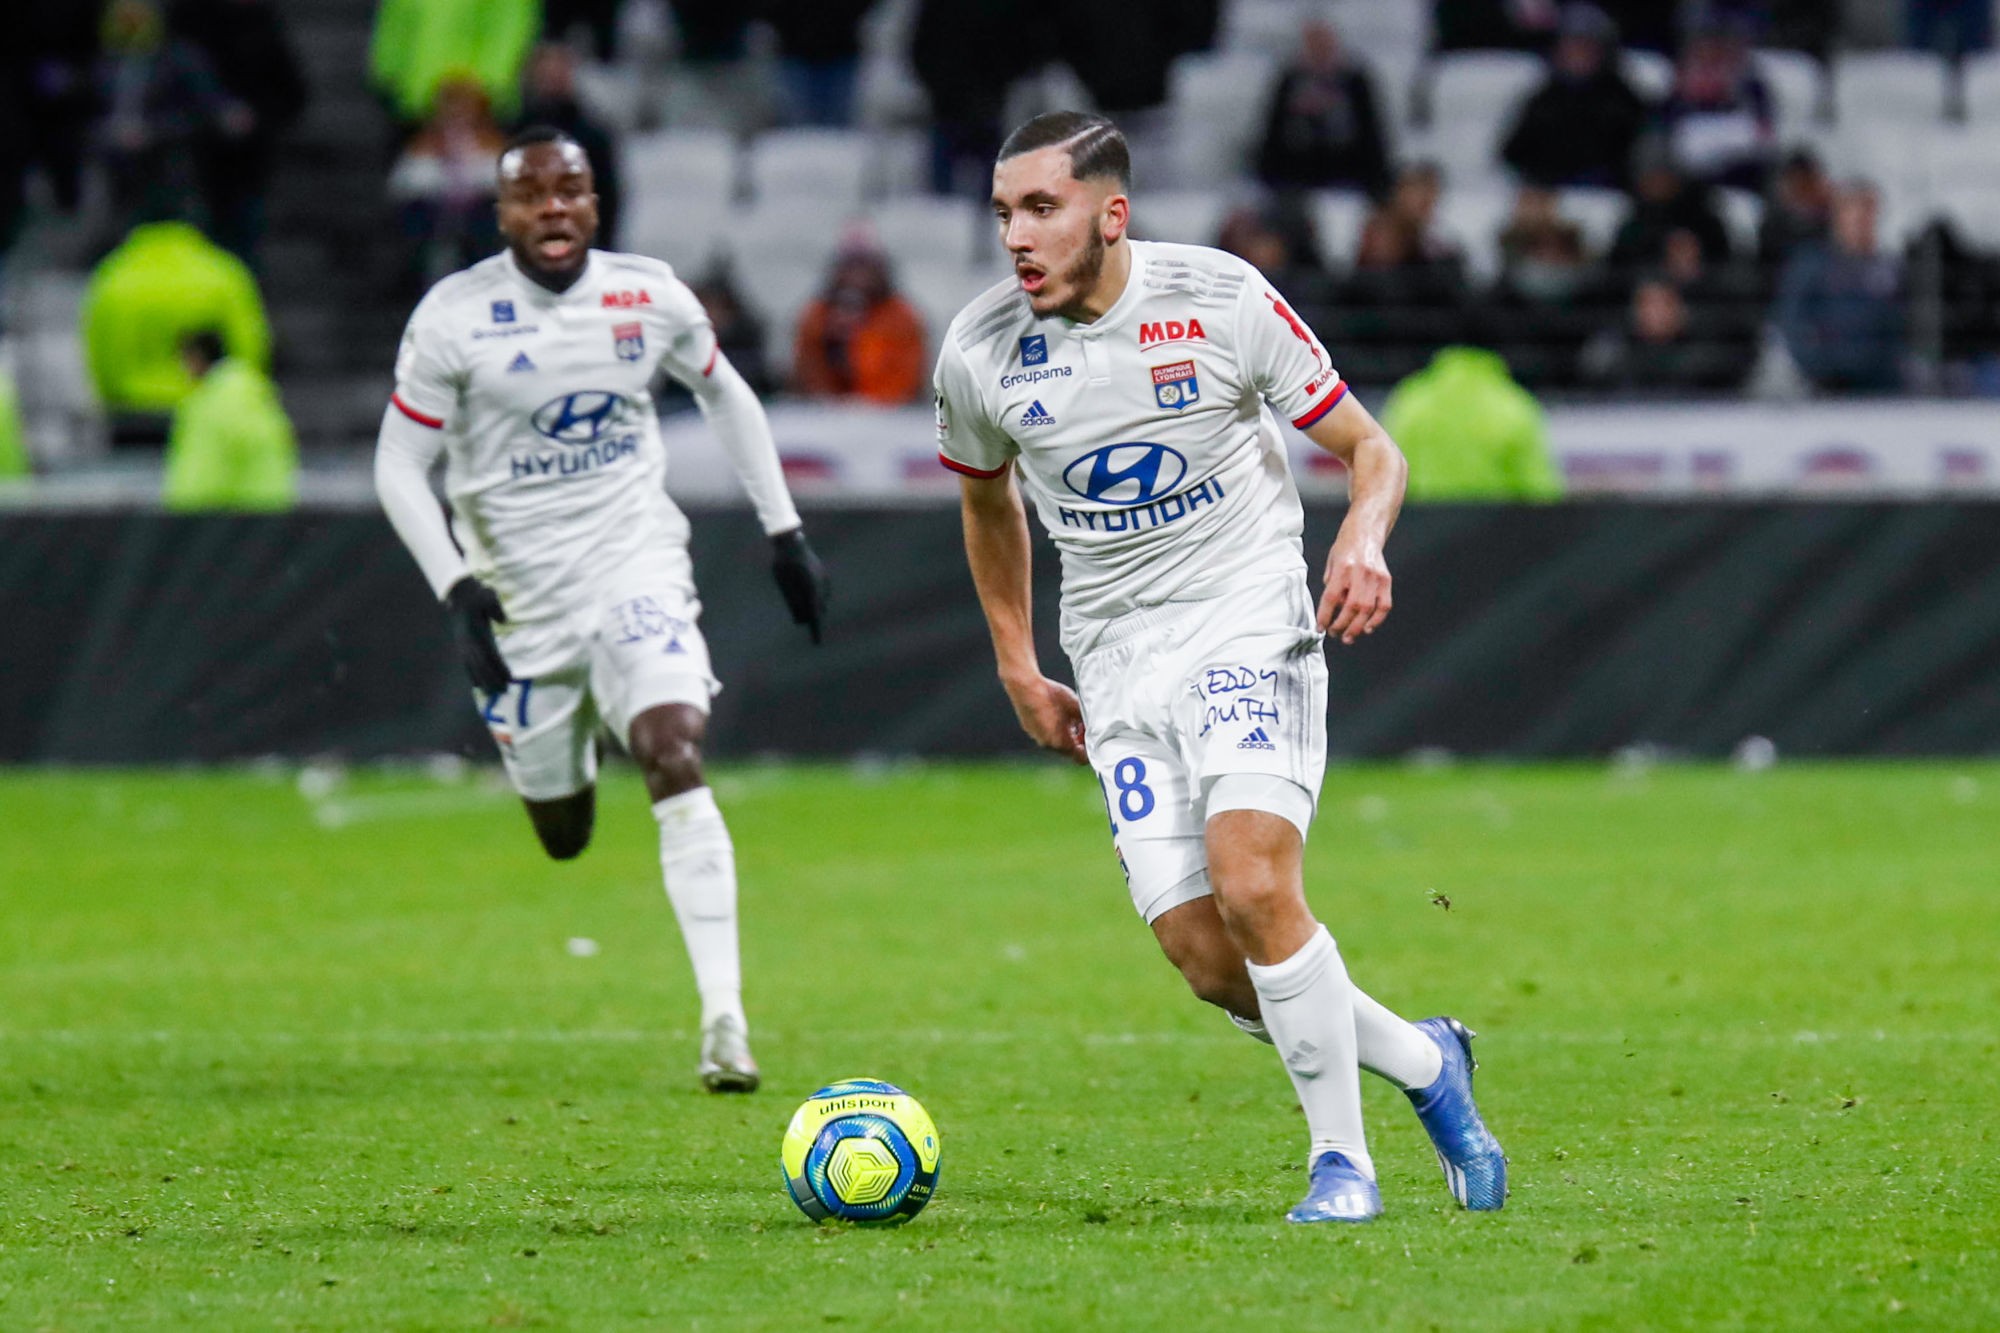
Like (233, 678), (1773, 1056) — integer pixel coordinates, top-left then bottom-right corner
(1286, 1151), (1383, 1224)
(1406, 1017), (1507, 1210)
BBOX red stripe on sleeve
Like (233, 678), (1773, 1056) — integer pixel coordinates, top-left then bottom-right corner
(701, 344), (719, 377)
(1291, 382), (1348, 431)
(392, 393), (445, 429)
(938, 453), (1009, 479)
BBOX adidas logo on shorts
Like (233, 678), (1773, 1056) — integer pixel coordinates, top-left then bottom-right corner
(1238, 727), (1277, 751)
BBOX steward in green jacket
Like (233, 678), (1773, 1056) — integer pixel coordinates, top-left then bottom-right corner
(1381, 347), (1564, 502)
(82, 221), (272, 414)
(370, 0), (540, 122)
(163, 333), (298, 511)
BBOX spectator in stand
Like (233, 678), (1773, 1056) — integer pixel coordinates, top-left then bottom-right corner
(81, 214), (271, 439)
(914, 0), (1035, 194)
(162, 329), (298, 511)
(167, 0), (307, 267)
(1332, 169), (1468, 383)
(1599, 0), (1678, 52)
(768, 0), (875, 127)
(1383, 346), (1562, 499)
(1582, 274), (1749, 390)
(1500, 4), (1651, 191)
(518, 43), (620, 248)
(1498, 186), (1593, 302)
(543, 0), (620, 60)
(1657, 225), (1762, 350)
(1908, 0), (1993, 59)
(792, 236), (927, 405)
(389, 76), (507, 293)
(94, 0), (252, 243)
(659, 263), (773, 412)
(370, 0), (540, 128)
(1757, 148), (1833, 273)
(1775, 181), (1907, 393)
(1253, 17), (1391, 197)
(14, 6), (102, 222)
(1659, 12), (1776, 191)
(693, 266), (772, 396)
(1434, 0), (1562, 51)
(1215, 197), (1334, 305)
(1491, 186), (1605, 386)
(665, 1), (767, 134)
(1608, 138), (1732, 272)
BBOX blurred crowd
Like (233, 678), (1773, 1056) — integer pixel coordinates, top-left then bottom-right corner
(4, 0), (2000, 491)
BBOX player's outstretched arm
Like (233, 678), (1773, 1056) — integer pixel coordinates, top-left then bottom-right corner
(959, 468), (1086, 764)
(1302, 392), (1408, 644)
(683, 350), (830, 642)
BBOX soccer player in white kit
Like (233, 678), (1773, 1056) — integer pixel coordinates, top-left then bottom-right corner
(937, 113), (1506, 1221)
(374, 129), (830, 1092)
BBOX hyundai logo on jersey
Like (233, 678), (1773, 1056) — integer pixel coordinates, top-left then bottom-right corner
(1152, 360), (1200, 411)
(491, 300), (516, 323)
(1062, 442), (1189, 506)
(613, 321), (645, 361)
(1019, 334), (1048, 366)
(532, 391), (627, 444)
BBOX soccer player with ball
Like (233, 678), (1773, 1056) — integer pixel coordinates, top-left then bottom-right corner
(374, 128), (829, 1093)
(936, 112), (1505, 1222)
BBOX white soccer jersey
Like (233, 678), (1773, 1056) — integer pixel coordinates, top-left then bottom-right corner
(933, 240), (1347, 640)
(392, 249), (758, 625)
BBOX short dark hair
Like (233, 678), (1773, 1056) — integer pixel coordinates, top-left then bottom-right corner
(500, 124), (590, 176)
(998, 111), (1131, 190)
(181, 329), (226, 367)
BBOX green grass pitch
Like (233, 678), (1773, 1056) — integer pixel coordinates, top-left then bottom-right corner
(2, 760), (1996, 1329)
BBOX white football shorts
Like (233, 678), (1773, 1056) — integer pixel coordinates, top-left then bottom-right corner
(1072, 576), (1329, 924)
(476, 562), (720, 801)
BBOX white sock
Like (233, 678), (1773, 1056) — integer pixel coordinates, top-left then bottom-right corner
(1245, 924), (1371, 1176)
(1351, 988), (1445, 1090)
(653, 787), (743, 1030)
(1231, 987), (1443, 1090)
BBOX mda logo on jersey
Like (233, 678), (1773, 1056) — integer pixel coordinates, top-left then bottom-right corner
(1062, 441), (1189, 506)
(613, 321), (645, 361)
(1151, 360), (1200, 411)
(532, 390), (628, 444)
(1019, 334), (1048, 366)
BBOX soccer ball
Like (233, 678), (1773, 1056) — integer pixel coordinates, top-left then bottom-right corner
(781, 1078), (941, 1224)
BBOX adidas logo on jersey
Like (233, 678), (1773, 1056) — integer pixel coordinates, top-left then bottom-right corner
(507, 351), (536, 373)
(1019, 400), (1056, 428)
(1238, 727), (1277, 751)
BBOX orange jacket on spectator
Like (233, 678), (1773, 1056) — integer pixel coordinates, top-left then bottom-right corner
(791, 294), (926, 405)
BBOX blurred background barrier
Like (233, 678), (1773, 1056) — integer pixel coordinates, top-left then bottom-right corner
(7, 502), (1998, 764)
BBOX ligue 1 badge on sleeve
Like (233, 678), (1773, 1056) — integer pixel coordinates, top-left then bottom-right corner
(1151, 359), (1199, 411)
(613, 321), (644, 361)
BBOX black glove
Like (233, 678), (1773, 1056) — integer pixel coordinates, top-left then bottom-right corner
(444, 575), (511, 695)
(770, 528), (830, 644)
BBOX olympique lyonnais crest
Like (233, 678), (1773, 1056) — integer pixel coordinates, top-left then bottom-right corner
(613, 321), (644, 361)
(1151, 359), (1199, 411)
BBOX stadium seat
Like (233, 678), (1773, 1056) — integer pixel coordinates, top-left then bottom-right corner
(1169, 50), (1281, 187)
(869, 129), (932, 198)
(1308, 190), (1370, 269)
(1130, 189), (1231, 246)
(1922, 127), (2000, 193)
(1754, 49), (1827, 138)
(622, 130), (739, 206)
(1965, 51), (2000, 123)
(1714, 187), (1766, 255)
(621, 194), (733, 278)
(748, 128), (872, 208)
(1935, 183), (2000, 249)
(1329, 0), (1429, 56)
(1833, 51), (1948, 125)
(901, 258), (1006, 358)
(1427, 52), (1544, 173)
(1620, 49), (1675, 102)
(1437, 185), (1514, 285)
(1558, 187), (1629, 255)
(867, 196), (988, 268)
(731, 250), (827, 378)
(1221, 0), (1302, 55)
